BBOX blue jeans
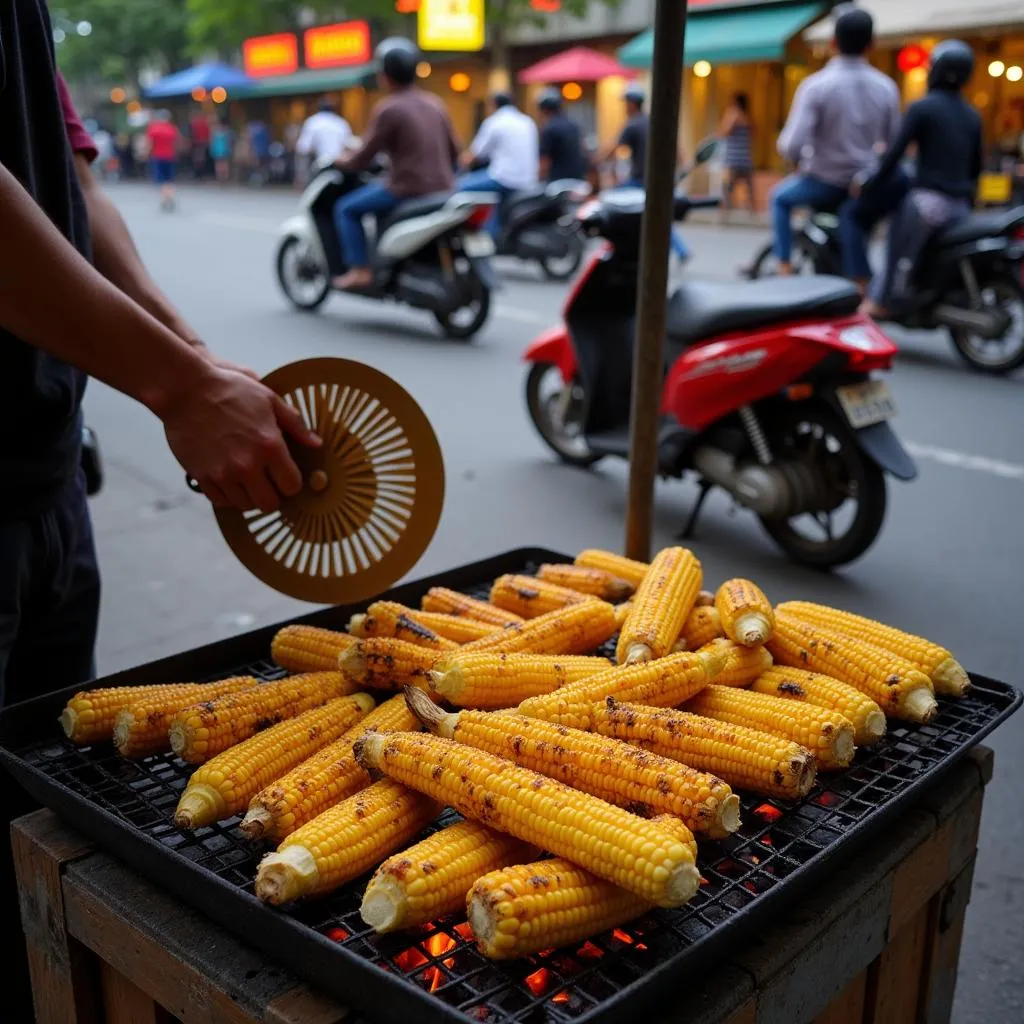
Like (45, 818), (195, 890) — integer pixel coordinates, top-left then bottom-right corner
(622, 179), (691, 261)
(771, 174), (848, 264)
(457, 170), (512, 239)
(333, 182), (401, 268)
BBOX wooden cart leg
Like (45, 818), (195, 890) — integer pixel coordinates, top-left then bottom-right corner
(99, 961), (176, 1024)
(12, 810), (101, 1024)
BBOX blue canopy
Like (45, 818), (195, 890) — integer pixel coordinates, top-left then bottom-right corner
(145, 62), (254, 99)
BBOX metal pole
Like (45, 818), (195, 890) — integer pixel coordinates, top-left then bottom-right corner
(624, 0), (689, 561)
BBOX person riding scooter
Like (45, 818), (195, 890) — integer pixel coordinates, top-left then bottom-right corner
(332, 37), (460, 291)
(537, 88), (588, 183)
(859, 41), (982, 319)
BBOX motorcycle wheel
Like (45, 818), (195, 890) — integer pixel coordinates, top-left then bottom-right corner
(276, 236), (329, 312)
(949, 277), (1024, 375)
(435, 274), (491, 341)
(747, 241), (814, 279)
(758, 404), (887, 568)
(539, 229), (584, 281)
(525, 362), (602, 468)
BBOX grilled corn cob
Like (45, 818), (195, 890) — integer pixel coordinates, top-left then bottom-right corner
(715, 579), (774, 646)
(428, 652), (612, 709)
(617, 547), (702, 664)
(517, 646), (724, 731)
(769, 611), (937, 723)
(241, 694), (418, 841)
(271, 625), (358, 673)
(347, 603), (457, 651)
(591, 700), (816, 800)
(460, 599), (618, 657)
(351, 603), (498, 645)
(169, 672), (355, 763)
(174, 694), (374, 830)
(420, 588), (523, 627)
(468, 814), (693, 959)
(574, 549), (650, 587)
(672, 605), (725, 652)
(537, 563), (635, 601)
(361, 820), (535, 933)
(255, 779), (440, 905)
(697, 638), (773, 687)
(777, 601), (970, 697)
(339, 638), (442, 691)
(489, 574), (587, 619)
(685, 685), (855, 770)
(752, 666), (886, 746)
(113, 677), (257, 758)
(354, 731), (701, 907)
(406, 688), (738, 839)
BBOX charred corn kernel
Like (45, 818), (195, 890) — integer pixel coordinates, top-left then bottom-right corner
(429, 652), (612, 709)
(537, 563), (635, 601)
(113, 677), (257, 758)
(489, 574), (588, 619)
(697, 638), (773, 687)
(517, 646), (724, 731)
(271, 625), (358, 673)
(420, 588), (524, 627)
(255, 779), (439, 905)
(407, 688), (738, 839)
(574, 549), (650, 587)
(174, 694), (374, 830)
(169, 672), (355, 764)
(241, 694), (418, 842)
(617, 547), (702, 664)
(592, 700), (816, 800)
(339, 638), (441, 691)
(752, 666), (886, 746)
(347, 602), (458, 651)
(685, 685), (855, 770)
(354, 732), (700, 908)
(715, 579), (775, 646)
(769, 612), (937, 723)
(361, 821), (534, 933)
(460, 599), (618, 657)
(673, 606), (725, 652)
(614, 601), (633, 628)
(467, 814), (693, 959)
(777, 601), (970, 698)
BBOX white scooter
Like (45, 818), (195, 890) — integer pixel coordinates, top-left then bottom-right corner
(275, 161), (500, 340)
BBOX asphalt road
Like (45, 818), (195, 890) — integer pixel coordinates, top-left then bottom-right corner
(85, 183), (1022, 1022)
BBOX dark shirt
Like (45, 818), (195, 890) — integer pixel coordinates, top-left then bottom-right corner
(619, 113), (649, 183)
(539, 114), (587, 181)
(870, 89), (982, 202)
(0, 1), (92, 518)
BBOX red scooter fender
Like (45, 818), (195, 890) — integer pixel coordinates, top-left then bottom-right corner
(523, 325), (578, 383)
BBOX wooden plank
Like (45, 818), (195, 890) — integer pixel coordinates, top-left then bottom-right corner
(12, 811), (101, 1024)
(812, 973), (866, 1024)
(100, 961), (161, 1024)
(921, 859), (975, 1024)
(863, 899), (934, 1024)
(264, 986), (348, 1024)
(722, 1000), (757, 1024)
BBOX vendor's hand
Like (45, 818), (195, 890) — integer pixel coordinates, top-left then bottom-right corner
(163, 364), (321, 512)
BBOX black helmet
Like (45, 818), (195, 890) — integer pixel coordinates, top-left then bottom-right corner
(538, 87), (562, 112)
(376, 37), (419, 86)
(928, 40), (974, 89)
(492, 89), (516, 109)
(623, 83), (646, 106)
(833, 4), (873, 56)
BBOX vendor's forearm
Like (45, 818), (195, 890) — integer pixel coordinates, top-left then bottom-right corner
(0, 162), (208, 418)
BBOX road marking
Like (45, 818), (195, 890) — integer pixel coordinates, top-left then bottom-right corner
(905, 441), (1024, 482)
(494, 305), (549, 325)
(196, 212), (279, 234)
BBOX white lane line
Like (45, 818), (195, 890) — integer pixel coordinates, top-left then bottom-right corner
(905, 441), (1024, 482)
(196, 212), (279, 234)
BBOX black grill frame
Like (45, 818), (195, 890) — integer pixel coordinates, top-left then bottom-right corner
(1, 547), (1019, 1024)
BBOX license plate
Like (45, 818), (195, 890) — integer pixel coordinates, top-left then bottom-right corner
(836, 380), (898, 429)
(463, 233), (495, 257)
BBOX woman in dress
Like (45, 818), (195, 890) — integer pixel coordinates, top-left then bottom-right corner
(718, 92), (755, 220)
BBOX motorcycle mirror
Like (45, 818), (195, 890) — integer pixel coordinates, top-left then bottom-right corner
(694, 138), (718, 165)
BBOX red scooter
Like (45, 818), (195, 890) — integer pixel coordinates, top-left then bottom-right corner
(524, 186), (917, 567)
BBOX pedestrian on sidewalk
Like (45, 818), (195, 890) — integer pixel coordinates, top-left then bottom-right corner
(718, 92), (756, 221)
(211, 118), (234, 182)
(147, 109), (180, 210)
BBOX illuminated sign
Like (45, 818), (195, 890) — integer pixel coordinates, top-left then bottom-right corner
(418, 0), (486, 53)
(243, 33), (299, 78)
(304, 20), (371, 69)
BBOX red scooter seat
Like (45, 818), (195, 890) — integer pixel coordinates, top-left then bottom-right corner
(666, 275), (860, 346)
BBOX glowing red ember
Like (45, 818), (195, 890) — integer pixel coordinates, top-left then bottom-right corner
(754, 803), (783, 822)
(525, 968), (553, 997)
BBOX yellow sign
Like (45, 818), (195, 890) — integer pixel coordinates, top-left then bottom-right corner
(978, 172), (1012, 205)
(418, 0), (486, 52)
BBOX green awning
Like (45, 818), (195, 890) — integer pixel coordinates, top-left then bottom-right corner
(618, 1), (827, 68)
(233, 63), (377, 99)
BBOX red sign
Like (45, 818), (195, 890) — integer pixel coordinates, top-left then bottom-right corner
(897, 43), (929, 73)
(531, 0), (562, 10)
(304, 20), (372, 70)
(396, 0), (420, 11)
(243, 33), (299, 78)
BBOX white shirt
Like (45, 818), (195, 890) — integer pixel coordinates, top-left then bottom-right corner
(470, 106), (539, 190)
(296, 111), (353, 163)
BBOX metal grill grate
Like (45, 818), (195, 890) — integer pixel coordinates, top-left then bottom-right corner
(6, 558), (1020, 1024)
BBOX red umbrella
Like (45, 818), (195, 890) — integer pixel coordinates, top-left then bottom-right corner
(517, 46), (636, 84)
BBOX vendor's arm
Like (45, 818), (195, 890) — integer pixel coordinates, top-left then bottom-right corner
(0, 161), (318, 512)
(777, 77), (818, 164)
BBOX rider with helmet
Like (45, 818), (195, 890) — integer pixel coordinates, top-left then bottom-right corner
(537, 88), (588, 182)
(860, 41), (982, 318)
(332, 38), (460, 291)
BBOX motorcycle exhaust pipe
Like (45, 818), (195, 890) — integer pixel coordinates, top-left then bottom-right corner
(396, 272), (449, 312)
(692, 447), (785, 517)
(933, 304), (1008, 340)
